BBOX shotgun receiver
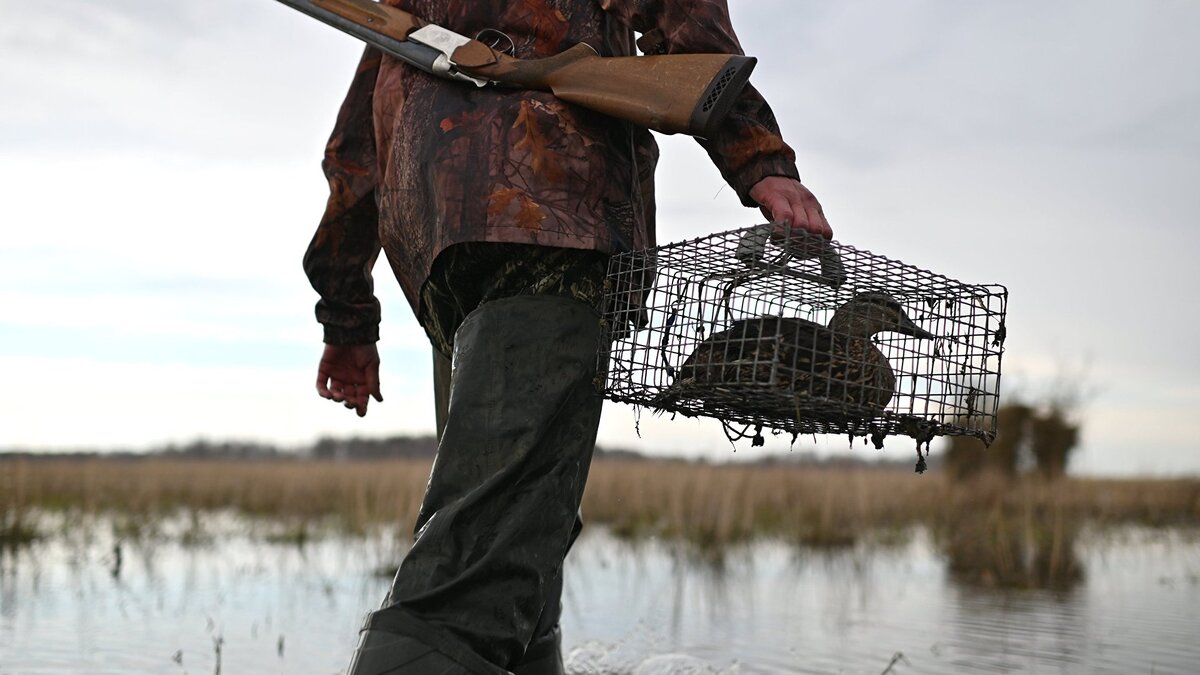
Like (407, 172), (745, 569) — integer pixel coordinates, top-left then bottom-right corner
(273, 0), (756, 137)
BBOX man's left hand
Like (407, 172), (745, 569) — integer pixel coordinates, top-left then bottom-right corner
(316, 343), (383, 417)
(749, 176), (833, 240)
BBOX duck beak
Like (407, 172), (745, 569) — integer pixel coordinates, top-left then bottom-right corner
(897, 315), (936, 340)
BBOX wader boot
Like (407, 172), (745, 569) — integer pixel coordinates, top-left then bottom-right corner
(349, 295), (604, 674)
(434, 347), (571, 675)
(347, 617), (479, 674)
(511, 624), (564, 675)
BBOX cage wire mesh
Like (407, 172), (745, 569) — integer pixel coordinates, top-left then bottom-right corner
(597, 224), (1007, 460)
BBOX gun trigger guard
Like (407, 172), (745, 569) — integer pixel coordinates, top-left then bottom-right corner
(474, 28), (515, 57)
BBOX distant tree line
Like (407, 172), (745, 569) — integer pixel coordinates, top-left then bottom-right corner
(310, 435), (439, 460)
(161, 439), (286, 459)
(0, 437), (440, 462)
(2, 435), (927, 469)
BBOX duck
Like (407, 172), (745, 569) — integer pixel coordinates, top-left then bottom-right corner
(660, 292), (935, 420)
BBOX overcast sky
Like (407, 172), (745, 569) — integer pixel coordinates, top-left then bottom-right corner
(2, 0), (1197, 475)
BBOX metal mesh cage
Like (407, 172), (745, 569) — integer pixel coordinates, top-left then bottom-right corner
(598, 224), (1008, 450)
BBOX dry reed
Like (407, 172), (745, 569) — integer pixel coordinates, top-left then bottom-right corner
(6, 456), (1198, 588)
(0, 457), (431, 539)
(3, 457), (1196, 548)
(583, 460), (943, 546)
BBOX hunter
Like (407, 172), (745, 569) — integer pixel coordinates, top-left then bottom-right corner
(304, 0), (832, 672)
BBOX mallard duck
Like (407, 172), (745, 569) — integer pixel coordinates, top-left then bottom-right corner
(660, 292), (935, 419)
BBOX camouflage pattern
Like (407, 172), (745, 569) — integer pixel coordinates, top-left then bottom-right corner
(303, 0), (801, 345)
(420, 242), (608, 357)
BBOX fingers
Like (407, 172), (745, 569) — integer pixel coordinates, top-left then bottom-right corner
(349, 381), (368, 416)
(316, 347), (337, 400)
(366, 357), (383, 403)
(316, 343), (382, 416)
(749, 177), (833, 240)
(321, 367), (346, 402)
(760, 195), (796, 233)
(326, 376), (371, 416)
(343, 388), (367, 416)
(316, 355), (336, 396)
(801, 196), (833, 239)
(316, 371), (334, 400)
(330, 382), (367, 416)
(345, 354), (381, 417)
(780, 189), (830, 240)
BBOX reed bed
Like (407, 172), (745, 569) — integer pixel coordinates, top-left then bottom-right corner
(5, 456), (1198, 588)
(585, 460), (1200, 573)
(3, 457), (1196, 542)
(584, 460), (942, 546)
(0, 457), (431, 540)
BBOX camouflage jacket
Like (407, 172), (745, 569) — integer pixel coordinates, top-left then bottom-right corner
(303, 0), (801, 344)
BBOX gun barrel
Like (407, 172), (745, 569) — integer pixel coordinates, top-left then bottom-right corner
(272, 0), (442, 75)
(273, 0), (755, 137)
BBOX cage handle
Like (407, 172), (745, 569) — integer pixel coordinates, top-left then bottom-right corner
(735, 222), (846, 288)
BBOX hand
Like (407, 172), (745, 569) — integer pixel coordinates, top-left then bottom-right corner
(749, 176), (833, 241)
(316, 343), (383, 417)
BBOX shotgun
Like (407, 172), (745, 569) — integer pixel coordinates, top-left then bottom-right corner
(273, 0), (757, 137)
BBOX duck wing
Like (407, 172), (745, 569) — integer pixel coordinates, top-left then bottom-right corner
(678, 317), (767, 383)
(678, 316), (826, 382)
(660, 316), (900, 423)
(773, 319), (837, 391)
(811, 337), (896, 411)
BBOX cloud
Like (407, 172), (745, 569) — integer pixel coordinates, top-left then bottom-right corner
(0, 353), (435, 450)
(0, 0), (362, 158)
(2, 0), (1198, 473)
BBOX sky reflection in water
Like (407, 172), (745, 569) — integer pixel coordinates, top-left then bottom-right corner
(0, 517), (1197, 674)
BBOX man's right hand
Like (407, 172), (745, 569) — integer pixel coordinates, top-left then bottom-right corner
(748, 176), (834, 241)
(316, 343), (383, 417)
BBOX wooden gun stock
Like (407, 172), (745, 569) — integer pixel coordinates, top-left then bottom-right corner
(277, 0), (756, 137)
(465, 45), (755, 137)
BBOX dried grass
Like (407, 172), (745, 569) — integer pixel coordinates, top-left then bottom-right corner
(0, 457), (430, 537)
(3, 456), (1197, 559)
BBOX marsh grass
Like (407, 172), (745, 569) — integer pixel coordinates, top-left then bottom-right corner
(3, 456), (1197, 587)
(584, 460), (940, 546)
(0, 457), (430, 536)
(0, 510), (40, 548)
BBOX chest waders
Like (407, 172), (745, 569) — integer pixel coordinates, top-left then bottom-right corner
(347, 295), (603, 674)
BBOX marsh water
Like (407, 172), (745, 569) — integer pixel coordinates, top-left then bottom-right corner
(1, 515), (1197, 674)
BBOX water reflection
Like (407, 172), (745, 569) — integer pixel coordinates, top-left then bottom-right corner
(562, 531), (947, 674)
(0, 515), (1197, 674)
(560, 528), (1199, 674)
(938, 508), (1085, 590)
(938, 586), (1089, 673)
(0, 516), (388, 674)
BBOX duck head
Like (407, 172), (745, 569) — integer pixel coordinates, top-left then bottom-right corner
(828, 292), (935, 340)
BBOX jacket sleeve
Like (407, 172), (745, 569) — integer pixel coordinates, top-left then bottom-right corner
(302, 47), (384, 345)
(600, 0), (801, 206)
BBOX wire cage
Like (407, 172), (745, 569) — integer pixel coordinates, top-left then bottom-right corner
(597, 224), (1008, 455)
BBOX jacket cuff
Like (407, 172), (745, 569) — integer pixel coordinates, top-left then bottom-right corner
(732, 156), (802, 208)
(322, 323), (380, 345)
